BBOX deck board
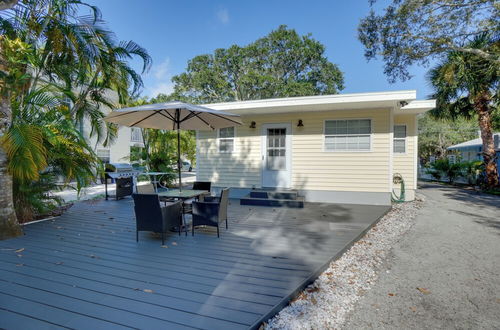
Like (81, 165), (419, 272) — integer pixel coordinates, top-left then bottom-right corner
(0, 198), (389, 329)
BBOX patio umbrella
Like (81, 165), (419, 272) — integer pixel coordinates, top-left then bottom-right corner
(104, 101), (242, 191)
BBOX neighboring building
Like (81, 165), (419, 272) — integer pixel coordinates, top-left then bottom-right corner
(130, 127), (144, 147)
(447, 133), (500, 173)
(196, 90), (435, 205)
(79, 90), (138, 164)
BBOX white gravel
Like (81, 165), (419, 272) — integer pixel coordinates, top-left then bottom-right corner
(265, 196), (424, 330)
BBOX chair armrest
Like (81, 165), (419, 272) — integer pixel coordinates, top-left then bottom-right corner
(192, 201), (220, 226)
(203, 196), (220, 203)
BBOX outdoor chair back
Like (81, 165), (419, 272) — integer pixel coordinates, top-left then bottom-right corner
(192, 181), (211, 191)
(192, 188), (230, 237)
(132, 193), (183, 244)
(136, 183), (156, 194)
(217, 188), (230, 222)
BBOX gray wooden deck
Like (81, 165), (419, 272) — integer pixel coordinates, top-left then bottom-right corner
(0, 198), (389, 329)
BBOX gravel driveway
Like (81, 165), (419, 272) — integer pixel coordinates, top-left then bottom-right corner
(344, 183), (500, 329)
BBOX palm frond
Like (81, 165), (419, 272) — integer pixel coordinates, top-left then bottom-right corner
(1, 123), (47, 181)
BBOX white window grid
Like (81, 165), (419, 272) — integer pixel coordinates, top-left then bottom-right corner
(324, 119), (372, 152)
(218, 127), (235, 153)
(393, 125), (407, 154)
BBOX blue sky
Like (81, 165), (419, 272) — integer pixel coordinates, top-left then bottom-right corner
(86, 0), (433, 100)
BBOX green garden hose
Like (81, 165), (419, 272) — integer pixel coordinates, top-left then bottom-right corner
(391, 173), (406, 203)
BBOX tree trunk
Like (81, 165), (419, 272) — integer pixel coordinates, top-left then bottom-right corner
(0, 96), (23, 239)
(475, 94), (499, 188)
(0, 0), (23, 239)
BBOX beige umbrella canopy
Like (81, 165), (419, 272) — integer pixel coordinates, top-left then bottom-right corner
(104, 101), (242, 190)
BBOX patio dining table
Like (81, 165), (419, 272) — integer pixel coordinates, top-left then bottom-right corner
(158, 189), (209, 234)
(158, 189), (208, 200)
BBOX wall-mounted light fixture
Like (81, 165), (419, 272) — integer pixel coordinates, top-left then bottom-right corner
(399, 101), (409, 107)
(297, 119), (304, 127)
(249, 121), (256, 129)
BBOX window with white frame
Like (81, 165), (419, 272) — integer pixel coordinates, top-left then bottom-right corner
(96, 148), (111, 163)
(324, 119), (371, 151)
(131, 127), (143, 143)
(218, 127), (235, 152)
(393, 125), (406, 153)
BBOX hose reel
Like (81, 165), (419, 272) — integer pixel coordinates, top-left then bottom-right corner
(391, 173), (405, 203)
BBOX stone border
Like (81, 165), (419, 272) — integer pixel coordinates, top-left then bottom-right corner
(265, 196), (424, 329)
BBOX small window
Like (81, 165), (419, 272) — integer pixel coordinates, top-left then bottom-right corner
(393, 125), (406, 153)
(325, 119), (371, 151)
(131, 127), (143, 143)
(96, 149), (110, 163)
(218, 127), (235, 153)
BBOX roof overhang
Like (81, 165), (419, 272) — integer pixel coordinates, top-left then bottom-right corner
(396, 99), (436, 115)
(203, 90), (435, 116)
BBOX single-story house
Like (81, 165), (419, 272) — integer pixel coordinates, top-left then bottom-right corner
(196, 90), (435, 205)
(448, 133), (500, 174)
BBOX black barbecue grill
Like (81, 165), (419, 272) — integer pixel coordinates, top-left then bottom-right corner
(104, 163), (141, 200)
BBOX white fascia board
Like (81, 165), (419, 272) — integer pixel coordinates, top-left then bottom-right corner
(396, 99), (436, 114)
(203, 90), (417, 114)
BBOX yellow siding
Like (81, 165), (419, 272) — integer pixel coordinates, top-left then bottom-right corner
(197, 108), (392, 192)
(393, 114), (417, 190)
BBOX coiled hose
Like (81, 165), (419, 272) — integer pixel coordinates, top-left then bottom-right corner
(391, 173), (405, 203)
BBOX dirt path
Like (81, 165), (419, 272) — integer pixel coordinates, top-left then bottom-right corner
(344, 183), (500, 329)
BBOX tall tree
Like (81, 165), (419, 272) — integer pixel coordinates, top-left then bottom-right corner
(418, 113), (479, 163)
(0, 0), (151, 238)
(358, 0), (499, 82)
(428, 34), (499, 188)
(172, 25), (344, 103)
(0, 35), (23, 238)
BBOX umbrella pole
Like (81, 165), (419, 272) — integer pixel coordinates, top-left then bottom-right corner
(177, 111), (182, 192)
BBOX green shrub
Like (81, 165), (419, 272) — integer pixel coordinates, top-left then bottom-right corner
(427, 158), (464, 184)
(462, 160), (483, 185)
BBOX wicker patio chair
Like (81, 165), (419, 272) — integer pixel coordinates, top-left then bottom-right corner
(132, 194), (184, 244)
(191, 188), (229, 238)
(136, 183), (156, 194)
(183, 181), (212, 213)
(137, 182), (176, 203)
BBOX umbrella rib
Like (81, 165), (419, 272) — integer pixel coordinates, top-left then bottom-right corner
(179, 111), (198, 123)
(130, 111), (160, 127)
(208, 112), (242, 125)
(107, 110), (139, 119)
(195, 113), (215, 130)
(158, 110), (176, 122)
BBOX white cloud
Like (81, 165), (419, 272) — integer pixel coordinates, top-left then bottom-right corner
(216, 8), (229, 24)
(153, 57), (171, 80)
(148, 82), (174, 97)
(144, 57), (174, 97)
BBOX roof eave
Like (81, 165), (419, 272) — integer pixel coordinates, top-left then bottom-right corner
(395, 99), (436, 115)
(203, 90), (418, 114)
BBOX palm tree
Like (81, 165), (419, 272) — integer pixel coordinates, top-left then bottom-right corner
(0, 1), (20, 239)
(3, 86), (99, 221)
(428, 34), (499, 188)
(0, 0), (151, 238)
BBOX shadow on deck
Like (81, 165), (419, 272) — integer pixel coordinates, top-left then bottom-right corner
(0, 198), (390, 330)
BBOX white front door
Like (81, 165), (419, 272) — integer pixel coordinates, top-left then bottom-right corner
(261, 123), (292, 188)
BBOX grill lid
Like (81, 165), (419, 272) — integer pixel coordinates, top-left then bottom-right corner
(105, 163), (134, 172)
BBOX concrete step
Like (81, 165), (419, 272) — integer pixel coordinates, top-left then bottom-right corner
(248, 190), (299, 200)
(240, 196), (304, 208)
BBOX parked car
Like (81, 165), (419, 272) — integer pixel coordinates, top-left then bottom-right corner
(182, 161), (193, 172)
